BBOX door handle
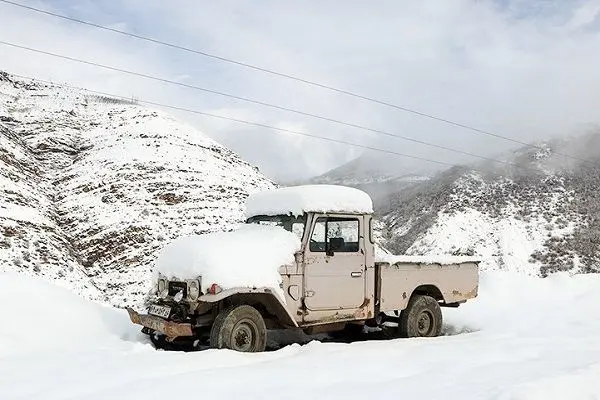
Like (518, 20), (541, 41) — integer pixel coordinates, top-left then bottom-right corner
(351, 272), (362, 278)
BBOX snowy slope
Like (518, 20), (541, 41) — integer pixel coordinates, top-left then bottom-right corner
(375, 134), (600, 276)
(1, 271), (600, 399)
(0, 86), (104, 301)
(0, 72), (275, 307)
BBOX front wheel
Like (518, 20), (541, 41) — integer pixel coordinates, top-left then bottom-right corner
(398, 295), (442, 338)
(209, 305), (267, 352)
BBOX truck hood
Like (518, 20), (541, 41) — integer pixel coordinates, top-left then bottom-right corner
(154, 224), (301, 297)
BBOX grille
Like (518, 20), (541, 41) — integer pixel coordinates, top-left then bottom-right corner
(168, 281), (187, 298)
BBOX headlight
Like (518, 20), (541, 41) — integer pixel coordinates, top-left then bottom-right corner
(157, 279), (166, 293)
(188, 280), (200, 301)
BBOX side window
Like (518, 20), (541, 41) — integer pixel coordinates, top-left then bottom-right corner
(309, 217), (360, 253)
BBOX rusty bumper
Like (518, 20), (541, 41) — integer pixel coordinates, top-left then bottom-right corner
(126, 307), (194, 337)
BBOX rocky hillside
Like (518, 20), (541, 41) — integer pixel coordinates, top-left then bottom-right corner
(0, 72), (275, 307)
(373, 132), (600, 276)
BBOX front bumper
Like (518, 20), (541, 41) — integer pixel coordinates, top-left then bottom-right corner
(126, 308), (194, 337)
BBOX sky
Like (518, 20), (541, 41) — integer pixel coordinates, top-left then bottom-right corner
(1, 0), (600, 182)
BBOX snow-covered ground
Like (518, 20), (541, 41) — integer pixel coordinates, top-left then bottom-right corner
(1, 270), (599, 400)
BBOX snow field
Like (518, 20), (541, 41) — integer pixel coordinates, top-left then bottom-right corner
(0, 273), (141, 357)
(1, 269), (599, 399)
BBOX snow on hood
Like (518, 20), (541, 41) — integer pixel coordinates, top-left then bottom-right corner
(245, 184), (373, 218)
(154, 224), (301, 300)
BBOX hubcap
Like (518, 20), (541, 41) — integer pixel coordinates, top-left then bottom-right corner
(231, 319), (257, 352)
(417, 310), (433, 336)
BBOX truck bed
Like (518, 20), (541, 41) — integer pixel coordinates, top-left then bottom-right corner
(375, 255), (480, 312)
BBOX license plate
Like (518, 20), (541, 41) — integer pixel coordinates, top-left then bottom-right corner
(148, 304), (171, 318)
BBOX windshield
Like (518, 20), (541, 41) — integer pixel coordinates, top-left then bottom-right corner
(246, 214), (306, 241)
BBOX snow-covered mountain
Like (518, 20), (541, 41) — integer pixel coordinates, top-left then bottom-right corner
(307, 152), (440, 203)
(0, 71), (275, 307)
(374, 132), (600, 276)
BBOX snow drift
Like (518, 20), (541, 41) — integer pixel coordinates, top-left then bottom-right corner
(155, 224), (301, 300)
(0, 272), (141, 357)
(2, 270), (600, 399)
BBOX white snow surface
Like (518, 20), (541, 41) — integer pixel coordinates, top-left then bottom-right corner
(155, 224), (301, 300)
(2, 270), (600, 399)
(406, 205), (577, 274)
(245, 184), (374, 217)
(0, 272), (140, 357)
(375, 246), (481, 265)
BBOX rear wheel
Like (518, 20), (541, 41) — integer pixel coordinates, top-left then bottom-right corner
(398, 295), (442, 338)
(209, 305), (267, 352)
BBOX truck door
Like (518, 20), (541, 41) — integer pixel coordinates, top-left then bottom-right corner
(304, 215), (366, 310)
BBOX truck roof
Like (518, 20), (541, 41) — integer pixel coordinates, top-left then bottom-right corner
(245, 184), (374, 218)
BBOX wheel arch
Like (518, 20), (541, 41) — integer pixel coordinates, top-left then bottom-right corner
(411, 284), (444, 302)
(212, 291), (298, 329)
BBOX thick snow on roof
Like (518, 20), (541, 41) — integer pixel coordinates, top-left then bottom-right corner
(154, 225), (301, 301)
(245, 184), (373, 217)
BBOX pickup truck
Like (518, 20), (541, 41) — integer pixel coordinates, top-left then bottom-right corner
(127, 185), (479, 352)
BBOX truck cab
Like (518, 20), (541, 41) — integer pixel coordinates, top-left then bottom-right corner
(127, 185), (479, 352)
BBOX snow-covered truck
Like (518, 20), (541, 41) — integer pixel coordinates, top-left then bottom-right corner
(127, 185), (479, 352)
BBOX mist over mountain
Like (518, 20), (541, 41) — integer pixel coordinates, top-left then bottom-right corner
(316, 130), (600, 276)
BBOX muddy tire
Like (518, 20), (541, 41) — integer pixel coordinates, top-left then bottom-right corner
(209, 305), (267, 352)
(398, 295), (442, 338)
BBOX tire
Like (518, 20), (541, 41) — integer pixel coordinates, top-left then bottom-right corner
(398, 295), (442, 338)
(209, 305), (267, 352)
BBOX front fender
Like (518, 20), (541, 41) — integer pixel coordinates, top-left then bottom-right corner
(199, 287), (298, 328)
(199, 286), (278, 302)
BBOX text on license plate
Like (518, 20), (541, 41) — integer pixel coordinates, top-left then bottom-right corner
(148, 304), (171, 318)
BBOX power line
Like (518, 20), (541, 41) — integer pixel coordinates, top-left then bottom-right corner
(0, 40), (559, 171)
(1, 0), (595, 167)
(3, 72), (550, 176)
(4, 73), (457, 169)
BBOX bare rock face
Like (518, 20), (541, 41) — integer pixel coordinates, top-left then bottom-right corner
(0, 72), (275, 307)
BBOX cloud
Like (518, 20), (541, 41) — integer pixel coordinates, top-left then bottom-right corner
(1, 0), (600, 181)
